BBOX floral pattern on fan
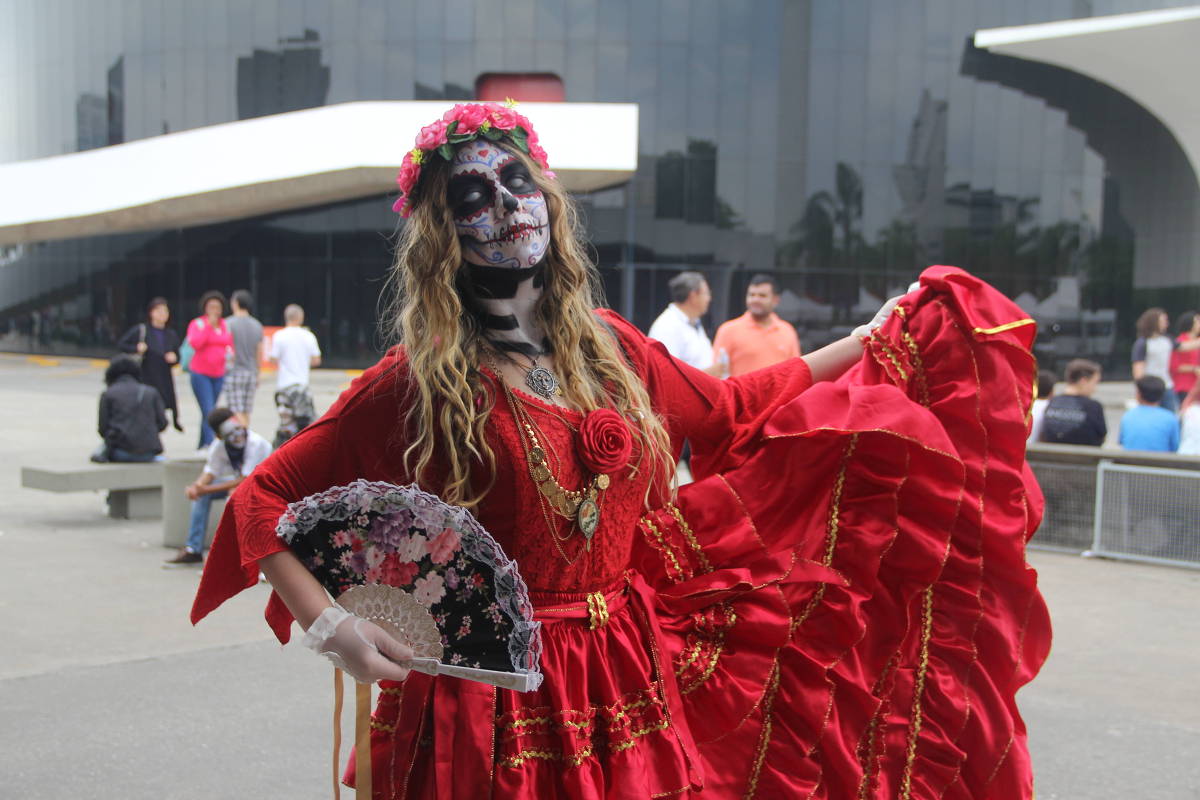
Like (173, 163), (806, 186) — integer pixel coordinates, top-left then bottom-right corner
(277, 480), (541, 678)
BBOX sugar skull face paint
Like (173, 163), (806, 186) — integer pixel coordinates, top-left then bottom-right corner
(448, 140), (550, 269)
(219, 418), (247, 448)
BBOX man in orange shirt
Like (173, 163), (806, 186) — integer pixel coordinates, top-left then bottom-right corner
(712, 274), (802, 377)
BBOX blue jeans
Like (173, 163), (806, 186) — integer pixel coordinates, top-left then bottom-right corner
(190, 372), (225, 448)
(109, 447), (163, 463)
(186, 490), (228, 554)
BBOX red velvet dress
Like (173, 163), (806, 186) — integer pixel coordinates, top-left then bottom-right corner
(193, 266), (1050, 799)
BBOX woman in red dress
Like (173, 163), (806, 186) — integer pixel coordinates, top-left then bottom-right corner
(193, 103), (1050, 799)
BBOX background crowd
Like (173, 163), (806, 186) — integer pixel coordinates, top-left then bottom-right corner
(92, 276), (1200, 568)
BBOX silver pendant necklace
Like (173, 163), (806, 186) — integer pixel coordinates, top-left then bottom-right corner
(489, 342), (562, 400)
(522, 354), (562, 400)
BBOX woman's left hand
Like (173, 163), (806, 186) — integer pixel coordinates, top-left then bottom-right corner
(165, 352), (178, 364)
(852, 294), (904, 339)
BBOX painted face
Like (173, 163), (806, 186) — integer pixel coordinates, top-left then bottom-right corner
(219, 419), (247, 448)
(448, 140), (550, 269)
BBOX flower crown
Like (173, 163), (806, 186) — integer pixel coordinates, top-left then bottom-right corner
(392, 100), (555, 217)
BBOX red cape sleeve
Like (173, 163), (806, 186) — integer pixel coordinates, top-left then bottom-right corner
(191, 348), (410, 642)
(598, 309), (812, 477)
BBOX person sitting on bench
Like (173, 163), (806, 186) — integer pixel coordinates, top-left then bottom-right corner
(92, 355), (167, 463)
(164, 408), (271, 566)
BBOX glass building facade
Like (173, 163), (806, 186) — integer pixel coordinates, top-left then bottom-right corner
(1, 0), (1197, 369)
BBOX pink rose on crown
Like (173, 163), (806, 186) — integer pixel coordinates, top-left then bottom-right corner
(446, 103), (489, 133)
(529, 142), (550, 169)
(396, 156), (420, 193)
(579, 408), (634, 474)
(489, 106), (523, 130)
(414, 119), (450, 151)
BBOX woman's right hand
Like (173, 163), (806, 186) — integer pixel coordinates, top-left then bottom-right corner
(136, 341), (148, 354)
(302, 605), (414, 684)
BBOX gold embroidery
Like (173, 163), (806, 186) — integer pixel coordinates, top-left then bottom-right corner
(651, 786), (692, 798)
(370, 719), (396, 734)
(680, 640), (725, 696)
(870, 333), (910, 381)
(610, 719), (672, 752)
(900, 329), (931, 408)
(497, 689), (671, 769)
(607, 693), (654, 723)
(973, 318), (1035, 335)
(899, 586), (935, 800)
(677, 603), (738, 695)
(640, 515), (687, 582)
(742, 660), (782, 799)
(763, 425), (960, 465)
(792, 434), (858, 633)
(497, 744), (595, 768)
(586, 591), (611, 630)
(676, 639), (704, 673)
(984, 733), (1016, 788)
(669, 503), (712, 573)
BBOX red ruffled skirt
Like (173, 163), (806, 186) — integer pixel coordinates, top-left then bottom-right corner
(351, 267), (1051, 799)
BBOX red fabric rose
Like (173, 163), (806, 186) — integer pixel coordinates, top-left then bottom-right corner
(578, 409), (633, 474)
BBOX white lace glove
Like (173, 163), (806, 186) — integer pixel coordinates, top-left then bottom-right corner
(850, 296), (901, 339)
(301, 605), (414, 684)
(850, 281), (921, 339)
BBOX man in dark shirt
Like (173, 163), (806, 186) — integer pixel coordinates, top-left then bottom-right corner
(93, 355), (167, 462)
(1040, 358), (1107, 446)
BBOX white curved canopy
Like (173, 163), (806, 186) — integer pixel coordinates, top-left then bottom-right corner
(0, 101), (638, 245)
(975, 6), (1200, 182)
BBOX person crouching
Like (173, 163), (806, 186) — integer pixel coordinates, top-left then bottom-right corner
(164, 408), (272, 566)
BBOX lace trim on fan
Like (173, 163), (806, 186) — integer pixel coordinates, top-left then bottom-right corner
(276, 479), (543, 677)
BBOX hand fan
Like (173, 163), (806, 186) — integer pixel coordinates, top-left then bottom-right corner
(277, 479), (543, 692)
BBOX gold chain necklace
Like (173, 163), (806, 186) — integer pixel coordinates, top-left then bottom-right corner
(490, 359), (609, 554)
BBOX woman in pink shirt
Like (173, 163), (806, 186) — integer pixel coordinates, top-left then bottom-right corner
(187, 291), (233, 448)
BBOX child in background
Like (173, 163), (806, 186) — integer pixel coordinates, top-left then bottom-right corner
(1040, 360), (1107, 446)
(1119, 375), (1179, 452)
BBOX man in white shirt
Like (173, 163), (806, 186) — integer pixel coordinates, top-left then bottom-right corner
(164, 407), (272, 566)
(269, 304), (322, 389)
(647, 271), (716, 371)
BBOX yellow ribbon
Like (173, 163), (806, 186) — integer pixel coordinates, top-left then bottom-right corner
(331, 670), (373, 799)
(332, 669), (343, 800)
(356, 682), (373, 798)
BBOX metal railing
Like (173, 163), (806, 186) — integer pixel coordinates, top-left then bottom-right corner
(1026, 444), (1200, 569)
(1087, 462), (1200, 569)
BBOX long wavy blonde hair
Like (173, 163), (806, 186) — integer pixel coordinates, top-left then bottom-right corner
(385, 140), (674, 509)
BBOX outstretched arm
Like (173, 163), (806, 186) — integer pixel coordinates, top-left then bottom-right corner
(802, 336), (866, 383)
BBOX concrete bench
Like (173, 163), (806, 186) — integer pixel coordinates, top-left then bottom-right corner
(20, 462), (163, 519)
(162, 456), (225, 551)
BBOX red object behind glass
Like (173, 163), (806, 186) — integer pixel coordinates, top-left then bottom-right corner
(476, 73), (565, 102)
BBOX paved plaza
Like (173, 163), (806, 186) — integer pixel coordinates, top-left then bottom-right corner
(0, 353), (1197, 799)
